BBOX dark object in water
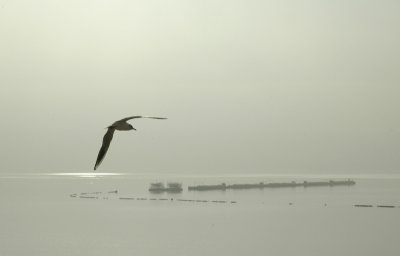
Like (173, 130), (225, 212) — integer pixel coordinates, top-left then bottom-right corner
(354, 204), (373, 207)
(188, 183), (227, 191)
(79, 196), (98, 199)
(80, 192), (102, 195)
(149, 182), (183, 193)
(188, 180), (356, 191)
(377, 205), (395, 208)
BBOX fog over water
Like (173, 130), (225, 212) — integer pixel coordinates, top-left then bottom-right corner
(1, 174), (400, 256)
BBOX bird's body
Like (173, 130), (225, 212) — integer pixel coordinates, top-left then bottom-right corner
(94, 116), (167, 170)
(111, 122), (134, 131)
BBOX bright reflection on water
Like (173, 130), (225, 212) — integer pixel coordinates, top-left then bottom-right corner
(43, 172), (400, 180)
(47, 173), (124, 178)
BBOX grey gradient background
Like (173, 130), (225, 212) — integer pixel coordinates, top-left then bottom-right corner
(1, 0), (399, 174)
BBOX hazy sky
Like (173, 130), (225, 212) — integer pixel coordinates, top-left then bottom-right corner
(1, 0), (399, 174)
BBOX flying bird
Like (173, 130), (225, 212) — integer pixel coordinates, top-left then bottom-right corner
(94, 116), (167, 170)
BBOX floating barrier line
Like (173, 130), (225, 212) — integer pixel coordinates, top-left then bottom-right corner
(188, 180), (356, 191)
(71, 191), (400, 209)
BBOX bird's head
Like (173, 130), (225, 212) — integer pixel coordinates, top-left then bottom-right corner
(129, 124), (136, 131)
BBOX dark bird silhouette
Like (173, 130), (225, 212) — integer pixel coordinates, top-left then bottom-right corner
(94, 116), (167, 170)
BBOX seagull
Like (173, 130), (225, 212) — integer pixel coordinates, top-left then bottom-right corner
(94, 116), (167, 170)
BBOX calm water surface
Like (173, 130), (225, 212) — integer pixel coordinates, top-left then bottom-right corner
(0, 173), (399, 256)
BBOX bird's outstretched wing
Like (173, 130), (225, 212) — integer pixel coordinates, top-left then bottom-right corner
(94, 128), (115, 170)
(119, 116), (168, 122)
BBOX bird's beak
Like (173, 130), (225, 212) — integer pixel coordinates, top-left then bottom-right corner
(132, 127), (137, 131)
